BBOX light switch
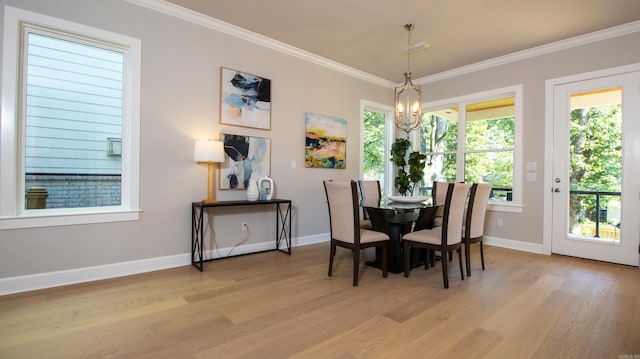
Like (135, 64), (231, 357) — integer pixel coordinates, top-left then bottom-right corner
(291, 160), (297, 169)
(526, 162), (537, 171)
(527, 173), (537, 181)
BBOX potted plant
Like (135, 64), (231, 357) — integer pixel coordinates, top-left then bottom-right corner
(390, 137), (426, 196)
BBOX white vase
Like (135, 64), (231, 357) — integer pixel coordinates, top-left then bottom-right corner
(246, 180), (259, 201)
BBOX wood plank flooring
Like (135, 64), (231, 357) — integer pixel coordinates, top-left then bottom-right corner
(1, 244), (639, 358)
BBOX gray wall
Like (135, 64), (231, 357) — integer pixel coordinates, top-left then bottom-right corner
(0, 0), (391, 279)
(1, 0), (639, 286)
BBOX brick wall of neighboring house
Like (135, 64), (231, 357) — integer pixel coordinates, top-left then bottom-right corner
(25, 174), (121, 208)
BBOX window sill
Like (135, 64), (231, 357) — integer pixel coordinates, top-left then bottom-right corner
(0, 208), (142, 230)
(488, 202), (523, 213)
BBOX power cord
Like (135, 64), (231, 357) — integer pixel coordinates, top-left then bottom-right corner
(205, 210), (249, 258)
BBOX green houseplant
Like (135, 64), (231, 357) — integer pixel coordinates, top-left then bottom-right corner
(390, 137), (426, 196)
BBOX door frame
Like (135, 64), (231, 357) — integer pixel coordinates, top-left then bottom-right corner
(543, 63), (640, 260)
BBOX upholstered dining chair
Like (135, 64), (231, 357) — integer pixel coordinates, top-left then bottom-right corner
(323, 180), (389, 286)
(432, 181), (451, 227)
(358, 180), (381, 230)
(463, 182), (492, 276)
(412, 201), (440, 268)
(402, 182), (472, 288)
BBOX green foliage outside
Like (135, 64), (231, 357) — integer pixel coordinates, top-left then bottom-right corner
(363, 110), (385, 181)
(570, 105), (621, 193)
(464, 117), (514, 190)
(569, 104), (622, 234)
(420, 114), (514, 199)
(364, 100), (622, 237)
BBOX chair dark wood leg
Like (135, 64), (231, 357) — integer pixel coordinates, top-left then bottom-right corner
(458, 247), (464, 280)
(353, 249), (359, 286)
(480, 241), (485, 270)
(328, 241), (336, 276)
(441, 250), (449, 289)
(465, 242), (472, 277)
(424, 249), (429, 270)
(382, 244), (389, 278)
(403, 241), (411, 278)
(448, 251), (453, 262)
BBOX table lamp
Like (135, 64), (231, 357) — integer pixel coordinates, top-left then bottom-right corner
(193, 139), (225, 203)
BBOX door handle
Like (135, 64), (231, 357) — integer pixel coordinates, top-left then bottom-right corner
(554, 188), (561, 193)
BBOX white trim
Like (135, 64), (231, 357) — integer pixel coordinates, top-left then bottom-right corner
(485, 235), (544, 254)
(543, 63), (640, 257)
(424, 85), (524, 209)
(126, 0), (395, 88)
(0, 6), (142, 229)
(0, 210), (142, 230)
(126, 0), (640, 88)
(416, 21), (640, 85)
(487, 203), (523, 213)
(295, 233), (329, 247)
(360, 100), (394, 197)
(0, 234), (323, 295)
(0, 233), (549, 295)
(0, 253), (189, 296)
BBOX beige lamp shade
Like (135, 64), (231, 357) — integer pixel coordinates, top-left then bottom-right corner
(194, 139), (225, 203)
(193, 140), (225, 163)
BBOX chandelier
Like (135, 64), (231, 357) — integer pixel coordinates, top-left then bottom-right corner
(395, 24), (422, 133)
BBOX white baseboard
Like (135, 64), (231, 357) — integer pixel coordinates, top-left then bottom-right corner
(0, 234), (331, 296)
(0, 253), (190, 296)
(0, 233), (539, 295)
(485, 235), (544, 254)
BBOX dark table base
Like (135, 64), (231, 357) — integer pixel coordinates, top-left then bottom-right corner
(366, 247), (437, 274)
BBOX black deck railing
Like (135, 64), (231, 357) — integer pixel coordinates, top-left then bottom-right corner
(570, 189), (621, 238)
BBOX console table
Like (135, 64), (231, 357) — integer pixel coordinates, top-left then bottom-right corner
(191, 199), (292, 271)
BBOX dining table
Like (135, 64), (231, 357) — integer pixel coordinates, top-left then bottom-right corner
(364, 196), (438, 274)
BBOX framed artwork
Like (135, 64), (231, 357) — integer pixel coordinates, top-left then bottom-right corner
(305, 112), (347, 169)
(220, 67), (271, 130)
(220, 134), (271, 190)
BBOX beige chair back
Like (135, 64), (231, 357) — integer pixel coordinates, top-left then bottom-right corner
(433, 181), (450, 207)
(323, 180), (359, 244)
(432, 181), (452, 222)
(466, 183), (492, 239)
(442, 182), (472, 245)
(359, 180), (381, 207)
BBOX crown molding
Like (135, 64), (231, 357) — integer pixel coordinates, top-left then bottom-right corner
(126, 0), (396, 88)
(127, 0), (639, 89)
(414, 20), (640, 85)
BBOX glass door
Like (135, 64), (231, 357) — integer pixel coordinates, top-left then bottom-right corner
(551, 71), (640, 266)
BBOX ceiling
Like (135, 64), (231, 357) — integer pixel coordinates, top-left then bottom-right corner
(164, 0), (640, 83)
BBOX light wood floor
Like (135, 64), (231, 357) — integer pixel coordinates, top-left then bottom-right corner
(1, 244), (639, 358)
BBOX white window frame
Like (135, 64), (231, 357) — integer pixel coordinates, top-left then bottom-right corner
(360, 100), (394, 197)
(0, 6), (141, 229)
(421, 85), (523, 213)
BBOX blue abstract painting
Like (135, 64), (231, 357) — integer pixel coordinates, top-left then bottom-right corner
(220, 67), (271, 130)
(220, 134), (270, 190)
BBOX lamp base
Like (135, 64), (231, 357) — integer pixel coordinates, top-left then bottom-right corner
(201, 198), (218, 204)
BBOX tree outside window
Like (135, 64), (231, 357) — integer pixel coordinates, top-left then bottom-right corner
(421, 95), (516, 202)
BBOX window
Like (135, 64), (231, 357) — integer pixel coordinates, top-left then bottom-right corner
(419, 86), (522, 211)
(361, 101), (393, 197)
(1, 6), (141, 229)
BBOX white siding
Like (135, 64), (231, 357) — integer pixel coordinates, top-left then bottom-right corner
(25, 32), (123, 174)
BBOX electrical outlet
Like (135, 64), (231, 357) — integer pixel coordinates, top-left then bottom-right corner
(241, 222), (248, 231)
(497, 218), (504, 227)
